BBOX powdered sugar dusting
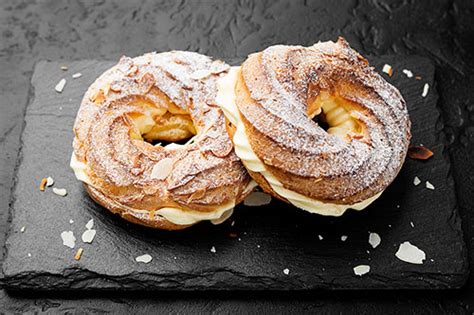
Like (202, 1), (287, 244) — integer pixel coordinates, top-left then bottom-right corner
(72, 51), (251, 220)
(237, 38), (410, 203)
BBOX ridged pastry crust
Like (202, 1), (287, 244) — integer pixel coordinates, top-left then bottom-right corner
(226, 38), (411, 212)
(72, 51), (252, 230)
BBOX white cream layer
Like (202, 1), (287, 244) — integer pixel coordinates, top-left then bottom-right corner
(70, 152), (257, 225)
(216, 67), (382, 216)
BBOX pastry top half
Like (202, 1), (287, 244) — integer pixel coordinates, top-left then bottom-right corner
(72, 51), (253, 230)
(217, 37), (411, 216)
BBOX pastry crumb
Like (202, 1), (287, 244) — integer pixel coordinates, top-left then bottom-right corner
(210, 246), (216, 253)
(60, 65), (68, 71)
(318, 235), (323, 240)
(283, 268), (290, 275)
(341, 235), (348, 242)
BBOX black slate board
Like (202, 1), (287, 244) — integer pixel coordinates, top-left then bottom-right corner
(1, 56), (468, 291)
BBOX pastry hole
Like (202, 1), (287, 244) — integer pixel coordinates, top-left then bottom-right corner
(129, 104), (197, 147)
(307, 90), (364, 142)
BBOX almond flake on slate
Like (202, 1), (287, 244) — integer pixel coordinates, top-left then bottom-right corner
(28, 253), (32, 257)
(318, 235), (324, 241)
(341, 235), (348, 242)
(425, 181), (435, 190)
(353, 265), (370, 276)
(407, 146), (433, 160)
(53, 188), (67, 197)
(46, 176), (55, 187)
(150, 158), (173, 180)
(210, 246), (216, 253)
(410, 221), (415, 228)
(55, 78), (66, 93)
(382, 64), (393, 76)
(69, 219), (74, 224)
(243, 192), (272, 207)
(402, 69), (413, 78)
(74, 248), (83, 260)
(135, 254), (153, 264)
(20, 226), (26, 233)
(413, 176), (421, 186)
(72, 72), (82, 79)
(190, 69), (212, 80)
(61, 231), (76, 248)
(422, 83), (429, 97)
(39, 178), (47, 191)
(369, 232), (381, 249)
(283, 268), (290, 275)
(82, 229), (96, 243)
(395, 241), (426, 264)
(85, 219), (94, 230)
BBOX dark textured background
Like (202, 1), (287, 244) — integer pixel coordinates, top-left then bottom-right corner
(0, 0), (473, 313)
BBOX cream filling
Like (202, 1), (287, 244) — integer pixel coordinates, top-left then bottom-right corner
(70, 152), (257, 225)
(216, 67), (382, 216)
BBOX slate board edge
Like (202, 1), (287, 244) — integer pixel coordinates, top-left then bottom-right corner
(430, 70), (470, 285)
(0, 64), (38, 282)
(0, 58), (469, 291)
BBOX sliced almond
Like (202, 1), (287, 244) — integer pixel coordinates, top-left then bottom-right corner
(110, 80), (123, 92)
(139, 73), (155, 93)
(46, 176), (54, 187)
(136, 254), (152, 263)
(382, 64), (393, 77)
(425, 181), (435, 190)
(53, 188), (68, 197)
(422, 83), (429, 97)
(395, 241), (426, 264)
(408, 146), (433, 160)
(55, 79), (66, 93)
(90, 89), (106, 104)
(150, 158), (173, 180)
(81, 229), (96, 243)
(39, 178), (47, 191)
(74, 248), (83, 260)
(353, 265), (370, 276)
(190, 69), (212, 80)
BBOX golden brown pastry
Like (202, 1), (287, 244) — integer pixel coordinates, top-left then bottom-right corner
(71, 51), (254, 230)
(217, 37), (411, 216)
